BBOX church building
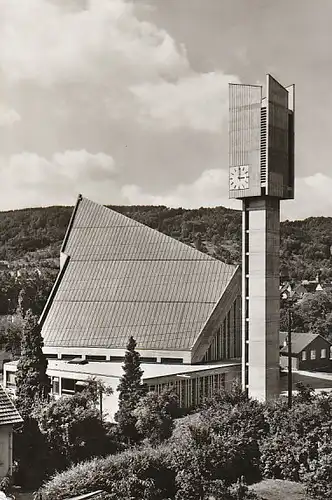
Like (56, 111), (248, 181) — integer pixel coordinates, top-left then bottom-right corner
(4, 195), (242, 420)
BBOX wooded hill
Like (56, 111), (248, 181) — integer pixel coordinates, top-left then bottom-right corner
(0, 203), (331, 316)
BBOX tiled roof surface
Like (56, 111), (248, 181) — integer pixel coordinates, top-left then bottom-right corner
(42, 197), (237, 351)
(0, 385), (22, 426)
(280, 331), (329, 354)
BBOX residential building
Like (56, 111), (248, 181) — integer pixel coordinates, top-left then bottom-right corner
(0, 385), (22, 478)
(280, 331), (332, 371)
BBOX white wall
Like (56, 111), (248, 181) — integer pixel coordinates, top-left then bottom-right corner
(0, 426), (12, 478)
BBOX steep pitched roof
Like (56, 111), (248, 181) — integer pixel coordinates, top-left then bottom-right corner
(0, 385), (22, 426)
(280, 331), (331, 355)
(41, 196), (237, 352)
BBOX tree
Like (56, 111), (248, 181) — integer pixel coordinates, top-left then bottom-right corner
(290, 290), (332, 338)
(13, 310), (51, 489)
(0, 317), (24, 358)
(115, 336), (147, 443)
(79, 376), (114, 421)
(81, 376), (113, 404)
(134, 389), (179, 444)
(15, 309), (50, 417)
(36, 392), (113, 472)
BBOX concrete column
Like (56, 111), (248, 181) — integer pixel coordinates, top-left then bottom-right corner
(244, 198), (280, 401)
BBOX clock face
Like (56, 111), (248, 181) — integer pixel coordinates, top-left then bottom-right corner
(229, 165), (249, 190)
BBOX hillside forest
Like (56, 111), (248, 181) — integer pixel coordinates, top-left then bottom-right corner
(0, 203), (331, 335)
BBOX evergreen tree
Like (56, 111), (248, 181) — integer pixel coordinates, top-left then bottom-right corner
(15, 309), (50, 417)
(14, 309), (51, 489)
(115, 336), (147, 443)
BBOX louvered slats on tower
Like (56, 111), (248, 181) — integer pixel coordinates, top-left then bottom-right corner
(260, 107), (267, 186)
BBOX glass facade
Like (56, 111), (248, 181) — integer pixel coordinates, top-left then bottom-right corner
(147, 372), (227, 408)
(203, 297), (241, 362)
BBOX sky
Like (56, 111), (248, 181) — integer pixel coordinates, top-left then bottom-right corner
(0, 0), (332, 220)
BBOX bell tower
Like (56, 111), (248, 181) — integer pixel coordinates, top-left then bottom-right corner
(229, 75), (295, 401)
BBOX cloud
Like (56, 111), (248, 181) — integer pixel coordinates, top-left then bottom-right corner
(0, 0), (238, 211)
(0, 0), (236, 152)
(0, 0), (189, 87)
(0, 150), (118, 209)
(131, 71), (236, 132)
(122, 168), (239, 209)
(1, 151), (331, 222)
(281, 173), (332, 220)
(0, 108), (21, 127)
(124, 170), (332, 221)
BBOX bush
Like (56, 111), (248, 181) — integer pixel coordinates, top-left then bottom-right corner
(39, 445), (174, 500)
(134, 389), (179, 445)
(41, 387), (332, 499)
(40, 420), (260, 500)
(36, 392), (115, 473)
(260, 393), (332, 484)
(304, 440), (332, 499)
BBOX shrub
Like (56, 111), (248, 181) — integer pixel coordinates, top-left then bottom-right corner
(40, 420), (261, 500)
(36, 392), (114, 472)
(260, 393), (332, 482)
(134, 389), (179, 444)
(303, 440), (332, 499)
(39, 445), (174, 500)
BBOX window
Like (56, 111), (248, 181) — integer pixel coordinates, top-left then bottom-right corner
(86, 355), (107, 362)
(6, 372), (16, 387)
(330, 346), (332, 360)
(61, 378), (76, 394)
(160, 358), (183, 364)
(46, 354), (58, 359)
(109, 356), (124, 362)
(321, 349), (327, 359)
(310, 350), (316, 360)
(302, 351), (307, 361)
(52, 377), (59, 394)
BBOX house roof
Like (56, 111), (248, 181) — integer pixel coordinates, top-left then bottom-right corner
(280, 331), (331, 355)
(41, 196), (237, 352)
(0, 385), (22, 426)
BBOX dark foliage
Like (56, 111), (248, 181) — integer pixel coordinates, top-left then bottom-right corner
(134, 389), (180, 444)
(0, 317), (23, 358)
(39, 386), (261, 500)
(36, 392), (115, 472)
(40, 384), (332, 500)
(39, 434), (258, 500)
(13, 310), (51, 489)
(15, 310), (50, 417)
(115, 336), (147, 443)
(13, 418), (49, 490)
(285, 289), (332, 340)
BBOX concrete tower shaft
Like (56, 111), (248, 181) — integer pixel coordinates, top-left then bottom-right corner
(242, 198), (280, 400)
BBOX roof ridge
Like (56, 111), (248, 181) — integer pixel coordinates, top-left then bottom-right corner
(61, 193), (83, 254)
(67, 196), (234, 266)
